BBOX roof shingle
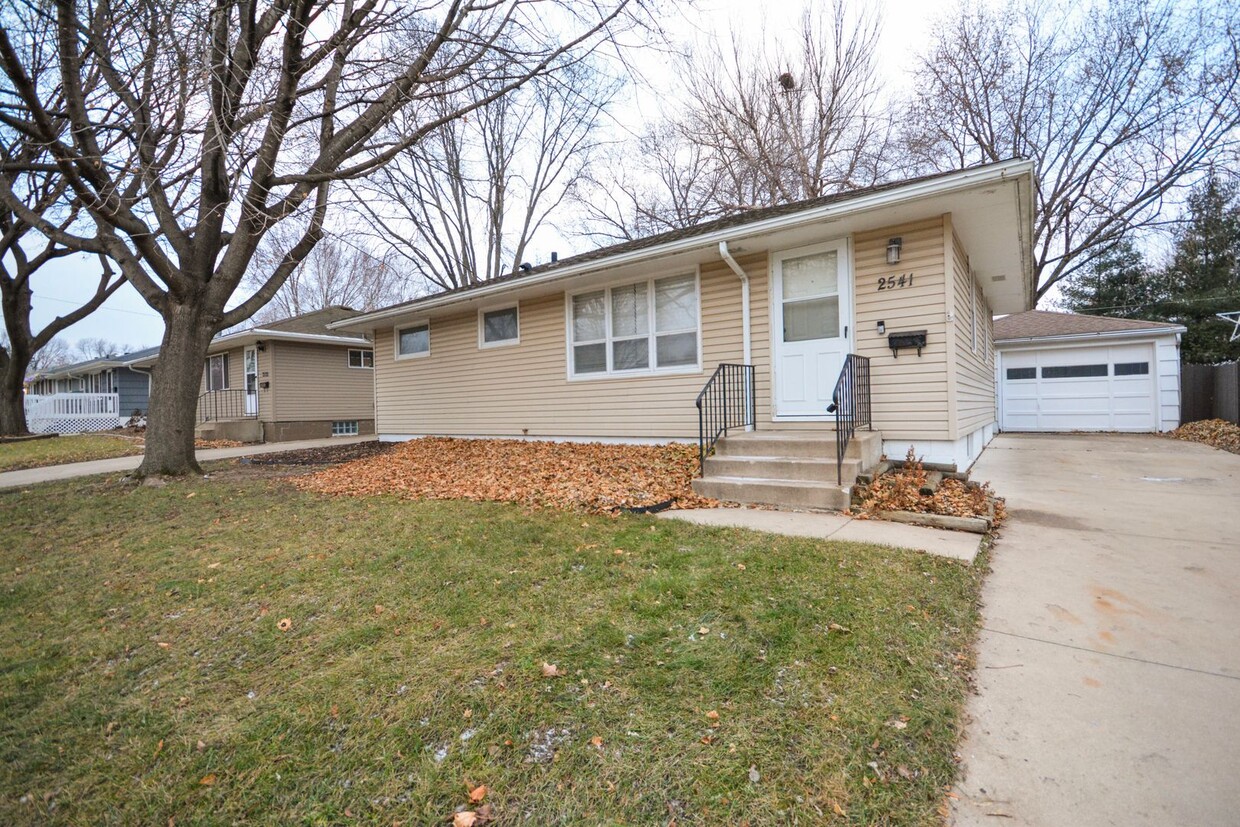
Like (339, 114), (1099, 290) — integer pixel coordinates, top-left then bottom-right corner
(995, 310), (1182, 341)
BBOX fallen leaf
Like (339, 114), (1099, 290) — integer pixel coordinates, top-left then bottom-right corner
(374, 604), (385, 615)
(277, 618), (292, 632)
(453, 812), (477, 827)
(330, 704), (339, 719)
(831, 801), (847, 816)
(698, 626), (710, 635)
(704, 710), (720, 721)
(157, 641), (171, 649)
(589, 736), (603, 748)
(186, 492), (196, 498)
(748, 766), (760, 784)
(463, 709), (472, 720)
(735, 563), (746, 570)
(541, 662), (563, 678)
(887, 719), (908, 730)
(827, 623), (850, 633)
(468, 784), (487, 803)
(153, 739), (164, 757)
(199, 773), (216, 786)
(196, 740), (206, 752)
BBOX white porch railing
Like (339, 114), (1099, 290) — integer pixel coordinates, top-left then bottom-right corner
(24, 393), (122, 434)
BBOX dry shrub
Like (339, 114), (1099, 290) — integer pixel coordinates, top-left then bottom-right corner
(859, 447), (1004, 525)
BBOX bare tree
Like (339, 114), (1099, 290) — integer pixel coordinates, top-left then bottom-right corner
(0, 128), (123, 433)
(578, 1), (891, 242)
(243, 224), (414, 323)
(74, 337), (133, 360)
(0, 0), (646, 474)
(902, 0), (1240, 299)
(355, 60), (618, 291)
(26, 336), (73, 372)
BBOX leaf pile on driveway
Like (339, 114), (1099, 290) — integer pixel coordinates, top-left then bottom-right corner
(1167, 418), (1240, 455)
(292, 436), (722, 512)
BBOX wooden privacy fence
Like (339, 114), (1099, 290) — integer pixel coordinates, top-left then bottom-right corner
(24, 393), (122, 434)
(1182, 362), (1240, 425)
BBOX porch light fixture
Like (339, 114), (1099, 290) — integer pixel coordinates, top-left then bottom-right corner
(886, 237), (902, 265)
(877, 320), (886, 335)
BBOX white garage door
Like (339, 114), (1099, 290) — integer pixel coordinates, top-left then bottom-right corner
(1000, 342), (1157, 432)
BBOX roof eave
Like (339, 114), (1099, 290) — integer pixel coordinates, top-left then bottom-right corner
(331, 159), (1037, 330)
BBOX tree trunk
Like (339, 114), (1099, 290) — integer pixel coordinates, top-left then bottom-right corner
(138, 304), (216, 476)
(0, 349), (31, 436)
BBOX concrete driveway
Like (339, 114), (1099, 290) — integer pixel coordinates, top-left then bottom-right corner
(953, 433), (1240, 826)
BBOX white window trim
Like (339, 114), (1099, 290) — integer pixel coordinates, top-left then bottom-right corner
(393, 321), (431, 361)
(347, 348), (374, 369)
(478, 303), (521, 349)
(564, 268), (703, 381)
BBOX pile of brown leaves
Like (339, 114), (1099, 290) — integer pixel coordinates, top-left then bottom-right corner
(1167, 418), (1240, 455)
(292, 437), (720, 513)
(195, 438), (245, 449)
(856, 449), (1005, 525)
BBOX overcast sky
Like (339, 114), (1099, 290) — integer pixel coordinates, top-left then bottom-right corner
(23, 0), (959, 351)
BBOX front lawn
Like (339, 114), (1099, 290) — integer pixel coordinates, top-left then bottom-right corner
(0, 473), (983, 825)
(0, 433), (143, 472)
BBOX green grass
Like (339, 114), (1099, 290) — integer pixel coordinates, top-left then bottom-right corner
(0, 434), (142, 472)
(0, 474), (984, 825)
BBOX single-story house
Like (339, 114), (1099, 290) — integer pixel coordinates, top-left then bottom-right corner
(131, 306), (377, 443)
(994, 309), (1186, 433)
(331, 160), (1036, 508)
(27, 345), (160, 416)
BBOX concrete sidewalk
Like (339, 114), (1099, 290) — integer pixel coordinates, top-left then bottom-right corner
(659, 507), (982, 562)
(953, 434), (1240, 826)
(0, 435), (374, 490)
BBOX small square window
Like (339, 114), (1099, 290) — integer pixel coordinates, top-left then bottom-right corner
(332, 420), (359, 436)
(480, 306), (519, 346)
(348, 349), (374, 368)
(396, 323), (430, 358)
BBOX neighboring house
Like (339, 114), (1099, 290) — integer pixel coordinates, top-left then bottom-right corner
(28, 346), (159, 416)
(331, 160), (1035, 509)
(994, 310), (1186, 433)
(131, 306), (376, 443)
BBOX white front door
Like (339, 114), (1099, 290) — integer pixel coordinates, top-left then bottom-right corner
(772, 240), (852, 418)
(243, 346), (258, 415)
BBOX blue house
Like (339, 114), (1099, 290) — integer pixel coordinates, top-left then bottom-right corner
(28, 346), (159, 417)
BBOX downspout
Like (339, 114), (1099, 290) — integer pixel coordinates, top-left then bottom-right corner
(718, 241), (751, 364)
(719, 241), (754, 431)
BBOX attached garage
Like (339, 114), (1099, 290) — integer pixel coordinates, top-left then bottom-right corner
(994, 311), (1186, 433)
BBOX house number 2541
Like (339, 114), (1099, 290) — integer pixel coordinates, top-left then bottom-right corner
(877, 273), (914, 291)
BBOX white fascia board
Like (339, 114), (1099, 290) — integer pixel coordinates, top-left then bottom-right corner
(208, 329), (372, 350)
(333, 159), (1037, 330)
(996, 327), (1187, 347)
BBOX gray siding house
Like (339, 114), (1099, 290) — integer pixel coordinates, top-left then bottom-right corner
(28, 346), (159, 416)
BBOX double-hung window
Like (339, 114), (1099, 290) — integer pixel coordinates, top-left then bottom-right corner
(206, 354), (229, 390)
(570, 274), (699, 377)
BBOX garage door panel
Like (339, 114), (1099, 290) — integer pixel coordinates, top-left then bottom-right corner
(1000, 342), (1157, 432)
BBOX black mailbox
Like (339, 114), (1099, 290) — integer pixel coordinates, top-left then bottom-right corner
(888, 330), (927, 358)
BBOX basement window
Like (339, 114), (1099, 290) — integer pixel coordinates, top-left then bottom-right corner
(332, 420), (359, 436)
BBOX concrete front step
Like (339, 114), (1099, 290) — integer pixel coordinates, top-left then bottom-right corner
(716, 430), (882, 465)
(692, 476), (852, 511)
(704, 454), (861, 483)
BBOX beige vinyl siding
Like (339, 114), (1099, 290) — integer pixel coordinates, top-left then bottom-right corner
(851, 217), (952, 441)
(199, 346), (244, 394)
(375, 259), (753, 439)
(199, 345), (277, 420)
(269, 341), (375, 422)
(949, 230), (997, 435)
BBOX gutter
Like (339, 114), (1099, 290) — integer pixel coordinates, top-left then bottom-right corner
(332, 159), (1036, 330)
(717, 241), (752, 364)
(996, 326), (1187, 346)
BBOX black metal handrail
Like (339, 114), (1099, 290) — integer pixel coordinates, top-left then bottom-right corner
(197, 389), (257, 423)
(826, 354), (872, 484)
(696, 363), (755, 474)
